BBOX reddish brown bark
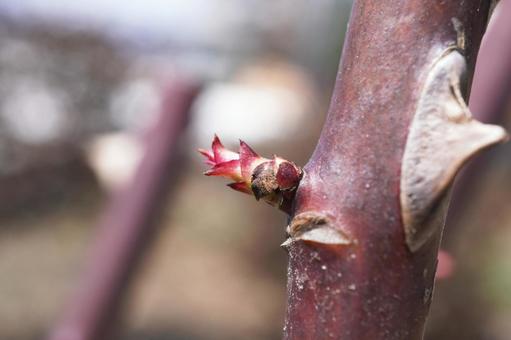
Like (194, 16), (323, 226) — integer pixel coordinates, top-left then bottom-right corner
(283, 1), (492, 339)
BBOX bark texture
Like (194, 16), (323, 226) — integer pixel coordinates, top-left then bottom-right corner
(283, 1), (500, 339)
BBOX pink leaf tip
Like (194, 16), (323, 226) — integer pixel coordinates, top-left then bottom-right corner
(199, 135), (303, 212)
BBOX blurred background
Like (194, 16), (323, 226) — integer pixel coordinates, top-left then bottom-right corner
(0, 1), (509, 339)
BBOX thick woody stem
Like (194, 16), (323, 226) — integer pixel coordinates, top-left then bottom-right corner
(284, 1), (505, 339)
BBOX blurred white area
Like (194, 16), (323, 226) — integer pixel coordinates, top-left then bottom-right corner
(86, 132), (143, 191)
(0, 0), (258, 49)
(0, 0), (349, 47)
(194, 84), (301, 145)
(1, 79), (69, 144)
(193, 61), (316, 146)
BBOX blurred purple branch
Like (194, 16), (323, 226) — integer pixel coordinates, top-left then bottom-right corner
(448, 0), (511, 226)
(49, 78), (200, 340)
(469, 0), (511, 124)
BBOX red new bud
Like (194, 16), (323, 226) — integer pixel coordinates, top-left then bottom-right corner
(199, 135), (303, 211)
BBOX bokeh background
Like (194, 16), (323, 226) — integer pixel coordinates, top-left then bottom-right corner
(0, 1), (510, 339)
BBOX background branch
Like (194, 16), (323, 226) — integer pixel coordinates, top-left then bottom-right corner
(49, 79), (199, 340)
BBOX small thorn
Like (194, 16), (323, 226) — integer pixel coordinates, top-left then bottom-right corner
(280, 238), (293, 248)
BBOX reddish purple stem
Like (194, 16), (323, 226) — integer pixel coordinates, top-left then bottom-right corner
(469, 1), (511, 124)
(448, 0), (511, 228)
(49, 79), (199, 340)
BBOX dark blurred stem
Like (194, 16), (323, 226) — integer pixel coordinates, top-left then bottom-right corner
(448, 0), (511, 226)
(469, 0), (511, 125)
(49, 79), (199, 340)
